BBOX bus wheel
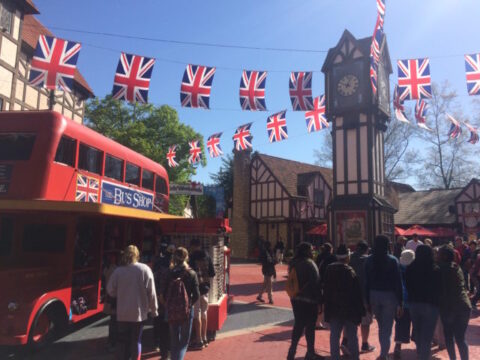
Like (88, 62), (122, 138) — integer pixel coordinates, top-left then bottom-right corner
(28, 303), (67, 348)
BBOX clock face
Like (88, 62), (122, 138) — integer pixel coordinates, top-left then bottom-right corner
(337, 74), (359, 97)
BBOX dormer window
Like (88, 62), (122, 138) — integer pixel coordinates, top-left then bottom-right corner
(297, 185), (307, 197)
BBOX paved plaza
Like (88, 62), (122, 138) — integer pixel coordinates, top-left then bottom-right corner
(3, 263), (480, 359)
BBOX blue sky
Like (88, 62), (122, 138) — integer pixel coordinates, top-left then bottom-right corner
(34, 0), (480, 184)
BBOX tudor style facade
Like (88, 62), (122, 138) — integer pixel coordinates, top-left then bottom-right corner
(230, 150), (332, 258)
(456, 179), (480, 238)
(0, 0), (93, 122)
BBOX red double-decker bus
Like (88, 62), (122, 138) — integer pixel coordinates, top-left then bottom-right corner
(0, 111), (230, 348)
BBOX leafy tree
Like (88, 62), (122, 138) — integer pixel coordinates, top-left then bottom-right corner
(85, 96), (205, 215)
(414, 82), (477, 189)
(210, 153), (234, 209)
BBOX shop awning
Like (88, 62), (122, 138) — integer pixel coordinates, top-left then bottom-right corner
(307, 223), (327, 236)
(430, 227), (457, 238)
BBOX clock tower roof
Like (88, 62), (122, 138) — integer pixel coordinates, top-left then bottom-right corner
(321, 29), (391, 75)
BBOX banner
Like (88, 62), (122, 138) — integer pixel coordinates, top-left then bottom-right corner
(170, 182), (204, 195)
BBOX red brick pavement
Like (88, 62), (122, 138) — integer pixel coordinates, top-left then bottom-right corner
(141, 263), (480, 360)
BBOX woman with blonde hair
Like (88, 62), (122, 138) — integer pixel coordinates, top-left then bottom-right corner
(107, 245), (158, 360)
(161, 247), (200, 360)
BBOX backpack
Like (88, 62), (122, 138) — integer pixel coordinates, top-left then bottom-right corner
(285, 266), (300, 298)
(166, 271), (190, 324)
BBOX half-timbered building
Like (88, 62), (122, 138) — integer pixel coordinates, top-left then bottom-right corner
(0, 0), (93, 122)
(456, 179), (480, 239)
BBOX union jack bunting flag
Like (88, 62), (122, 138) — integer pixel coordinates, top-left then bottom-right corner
(415, 100), (431, 131)
(393, 85), (409, 123)
(377, 0), (386, 18)
(370, 15), (384, 63)
(206, 133), (223, 158)
(166, 145), (179, 168)
(239, 70), (267, 111)
(447, 114), (462, 139)
(75, 174), (99, 203)
(370, 58), (378, 95)
(29, 35), (81, 92)
(233, 123), (253, 151)
(397, 58), (432, 100)
(464, 122), (479, 144)
(465, 54), (480, 96)
(112, 52), (155, 104)
(305, 95), (329, 133)
(180, 64), (216, 109)
(267, 110), (288, 143)
(289, 72), (313, 111)
(188, 141), (202, 165)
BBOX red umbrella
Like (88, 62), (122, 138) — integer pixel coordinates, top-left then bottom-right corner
(430, 227), (457, 238)
(307, 223), (327, 236)
(403, 224), (437, 237)
(395, 226), (406, 236)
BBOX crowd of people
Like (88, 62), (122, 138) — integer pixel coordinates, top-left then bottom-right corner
(283, 233), (475, 360)
(105, 239), (215, 360)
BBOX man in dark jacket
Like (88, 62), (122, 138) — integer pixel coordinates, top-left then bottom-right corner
(324, 244), (365, 360)
(257, 241), (276, 304)
(349, 241), (375, 353)
(189, 238), (215, 350)
(287, 242), (324, 360)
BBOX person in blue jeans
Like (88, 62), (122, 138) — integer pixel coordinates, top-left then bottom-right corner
(161, 247), (200, 360)
(406, 245), (441, 360)
(365, 235), (403, 360)
(323, 244), (365, 360)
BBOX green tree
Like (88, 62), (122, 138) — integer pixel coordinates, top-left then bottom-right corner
(85, 96), (205, 215)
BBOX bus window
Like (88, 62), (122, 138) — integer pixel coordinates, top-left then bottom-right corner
(78, 143), (103, 175)
(0, 217), (13, 256)
(54, 136), (76, 167)
(125, 163), (140, 186)
(142, 169), (154, 190)
(0, 133), (36, 161)
(105, 154), (124, 181)
(155, 175), (167, 195)
(22, 224), (66, 253)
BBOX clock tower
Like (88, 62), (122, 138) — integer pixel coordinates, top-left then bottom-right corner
(322, 30), (396, 247)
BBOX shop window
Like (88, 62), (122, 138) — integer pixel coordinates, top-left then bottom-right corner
(105, 154), (123, 181)
(54, 136), (76, 167)
(142, 169), (154, 190)
(0, 133), (36, 161)
(155, 176), (167, 195)
(78, 143), (103, 175)
(22, 224), (66, 253)
(125, 163), (140, 186)
(0, 217), (13, 256)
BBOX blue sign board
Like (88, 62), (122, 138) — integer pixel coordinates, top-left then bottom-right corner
(101, 180), (154, 211)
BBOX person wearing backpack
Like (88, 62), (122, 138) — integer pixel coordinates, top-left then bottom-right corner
(161, 247), (200, 360)
(188, 238), (216, 350)
(286, 242), (325, 360)
(107, 245), (158, 360)
(256, 240), (277, 304)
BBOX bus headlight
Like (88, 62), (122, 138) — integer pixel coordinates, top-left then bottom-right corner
(7, 302), (18, 312)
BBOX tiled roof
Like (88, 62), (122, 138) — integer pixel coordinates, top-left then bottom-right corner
(22, 0), (39, 14)
(394, 188), (461, 226)
(256, 153), (333, 197)
(21, 15), (94, 96)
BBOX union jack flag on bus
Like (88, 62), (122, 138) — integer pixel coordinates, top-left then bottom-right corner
(415, 99), (431, 131)
(393, 85), (409, 123)
(464, 122), (479, 144)
(233, 123), (253, 151)
(239, 70), (267, 111)
(166, 145), (179, 168)
(447, 114), (462, 139)
(305, 95), (328, 133)
(75, 174), (99, 203)
(206, 133), (223, 158)
(29, 35), (81, 92)
(188, 141), (202, 165)
(180, 64), (216, 109)
(267, 110), (288, 143)
(397, 58), (432, 100)
(289, 72), (313, 111)
(465, 54), (480, 96)
(112, 52), (155, 104)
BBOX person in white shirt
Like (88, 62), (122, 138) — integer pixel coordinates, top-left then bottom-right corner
(405, 234), (423, 252)
(108, 245), (158, 360)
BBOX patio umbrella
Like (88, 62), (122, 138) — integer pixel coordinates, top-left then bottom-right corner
(430, 227), (457, 238)
(395, 226), (406, 236)
(307, 223), (327, 236)
(403, 224), (437, 237)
